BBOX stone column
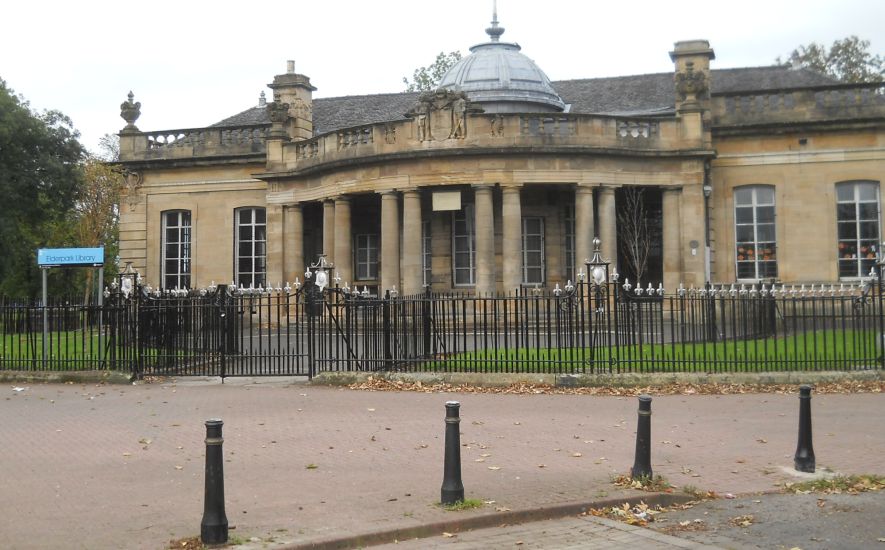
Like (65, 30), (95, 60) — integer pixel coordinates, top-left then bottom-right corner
(265, 205), (284, 288)
(380, 191), (401, 293)
(575, 185), (595, 273)
(474, 185), (495, 295)
(402, 189), (423, 295)
(501, 185), (523, 292)
(334, 196), (352, 286)
(283, 203), (304, 285)
(662, 187), (683, 293)
(322, 200), (335, 258)
(597, 185), (619, 272)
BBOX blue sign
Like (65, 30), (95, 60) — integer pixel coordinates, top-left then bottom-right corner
(38, 247), (105, 267)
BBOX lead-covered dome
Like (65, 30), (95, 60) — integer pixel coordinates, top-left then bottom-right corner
(437, 13), (565, 113)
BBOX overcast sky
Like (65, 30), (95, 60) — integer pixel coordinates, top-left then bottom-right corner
(2, 0), (882, 153)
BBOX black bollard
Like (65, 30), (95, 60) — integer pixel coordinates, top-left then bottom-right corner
(201, 419), (229, 545)
(440, 401), (465, 505)
(794, 385), (816, 473)
(631, 395), (653, 479)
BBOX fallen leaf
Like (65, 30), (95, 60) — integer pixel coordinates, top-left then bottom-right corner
(442, 532), (455, 538)
(572, 452), (583, 457)
(488, 466), (501, 470)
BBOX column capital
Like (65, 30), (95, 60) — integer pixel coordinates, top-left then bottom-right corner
(598, 184), (621, 193)
(284, 202), (303, 211)
(380, 190), (399, 200)
(575, 185), (594, 195)
(661, 185), (684, 194)
(472, 183), (495, 192)
(401, 188), (421, 197)
(501, 184), (523, 194)
(333, 195), (351, 205)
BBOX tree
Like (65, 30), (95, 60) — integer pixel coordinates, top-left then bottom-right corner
(403, 51), (462, 92)
(74, 156), (123, 302)
(777, 36), (883, 83)
(618, 188), (653, 284)
(0, 79), (85, 297)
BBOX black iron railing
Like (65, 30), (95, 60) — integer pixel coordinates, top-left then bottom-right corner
(1, 278), (883, 377)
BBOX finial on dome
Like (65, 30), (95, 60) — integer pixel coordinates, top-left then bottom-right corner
(485, 0), (505, 42)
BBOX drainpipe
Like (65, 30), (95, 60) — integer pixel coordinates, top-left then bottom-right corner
(702, 161), (713, 283)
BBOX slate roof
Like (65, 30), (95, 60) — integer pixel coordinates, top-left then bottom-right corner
(211, 65), (838, 133)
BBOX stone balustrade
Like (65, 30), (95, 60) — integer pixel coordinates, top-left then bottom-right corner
(121, 124), (270, 162)
(274, 112), (683, 173)
(712, 82), (884, 128)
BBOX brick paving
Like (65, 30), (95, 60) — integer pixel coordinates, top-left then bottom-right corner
(0, 378), (882, 549)
(377, 515), (716, 549)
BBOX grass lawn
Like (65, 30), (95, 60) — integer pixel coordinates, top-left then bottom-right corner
(420, 329), (882, 373)
(0, 331), (146, 370)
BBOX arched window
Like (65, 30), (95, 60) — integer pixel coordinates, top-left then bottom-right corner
(836, 181), (880, 279)
(235, 207), (266, 287)
(734, 185), (777, 280)
(161, 210), (191, 289)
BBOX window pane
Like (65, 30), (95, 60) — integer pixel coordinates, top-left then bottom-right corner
(734, 188), (753, 205)
(756, 187), (775, 204)
(839, 260), (856, 278)
(858, 183), (877, 201)
(858, 203), (878, 220)
(756, 206), (774, 223)
(737, 262), (756, 279)
(836, 204), (855, 221)
(736, 225), (754, 242)
(838, 223), (857, 240)
(860, 222), (878, 239)
(836, 185), (854, 202)
(760, 261), (778, 278)
(166, 228), (179, 242)
(735, 207), (753, 224)
(255, 208), (266, 224)
(756, 224), (775, 242)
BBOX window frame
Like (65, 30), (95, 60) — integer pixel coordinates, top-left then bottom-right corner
(354, 233), (380, 281)
(161, 210), (192, 290)
(733, 185), (778, 281)
(234, 207), (267, 288)
(836, 180), (880, 280)
(522, 216), (546, 285)
(422, 220), (432, 288)
(451, 204), (476, 287)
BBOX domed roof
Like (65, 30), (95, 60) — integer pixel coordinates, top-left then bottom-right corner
(438, 13), (565, 113)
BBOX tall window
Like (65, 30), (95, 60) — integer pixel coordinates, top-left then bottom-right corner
(734, 186), (777, 280)
(235, 207), (266, 287)
(522, 217), (546, 284)
(422, 220), (432, 287)
(452, 205), (476, 286)
(355, 234), (379, 280)
(563, 204), (575, 279)
(162, 210), (191, 289)
(837, 180), (880, 278)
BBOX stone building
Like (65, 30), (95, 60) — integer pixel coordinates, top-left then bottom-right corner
(117, 17), (885, 296)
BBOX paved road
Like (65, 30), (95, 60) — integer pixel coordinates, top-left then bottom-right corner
(0, 378), (881, 549)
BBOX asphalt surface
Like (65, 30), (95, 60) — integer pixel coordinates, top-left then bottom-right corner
(0, 377), (882, 549)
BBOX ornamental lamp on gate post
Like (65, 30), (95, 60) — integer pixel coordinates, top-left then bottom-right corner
(305, 255), (334, 292)
(587, 237), (609, 288)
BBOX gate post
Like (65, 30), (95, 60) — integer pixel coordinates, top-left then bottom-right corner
(383, 289), (392, 364)
(422, 285), (432, 356)
(306, 287), (316, 379)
